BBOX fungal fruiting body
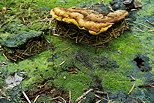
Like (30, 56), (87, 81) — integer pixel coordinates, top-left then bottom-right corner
(51, 7), (128, 35)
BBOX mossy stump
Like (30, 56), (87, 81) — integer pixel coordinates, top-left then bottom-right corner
(1, 36), (50, 62)
(0, 31), (53, 62)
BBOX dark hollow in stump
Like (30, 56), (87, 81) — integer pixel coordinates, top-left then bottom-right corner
(1, 35), (52, 62)
(54, 19), (128, 46)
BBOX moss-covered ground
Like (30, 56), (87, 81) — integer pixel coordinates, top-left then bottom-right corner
(0, 0), (154, 102)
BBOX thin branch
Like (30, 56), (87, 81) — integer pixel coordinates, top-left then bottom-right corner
(76, 89), (93, 102)
(22, 91), (31, 103)
(128, 84), (135, 94)
(34, 95), (40, 103)
(69, 91), (71, 103)
(50, 96), (66, 103)
(138, 98), (146, 103)
(59, 61), (65, 66)
(146, 20), (154, 26)
(133, 28), (145, 32)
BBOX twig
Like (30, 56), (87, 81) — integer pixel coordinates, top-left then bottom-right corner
(21, 17), (26, 24)
(102, 97), (109, 101)
(0, 89), (7, 97)
(134, 22), (151, 29)
(14, 55), (24, 60)
(69, 91), (71, 103)
(133, 28), (145, 32)
(148, 30), (154, 32)
(130, 75), (136, 81)
(2, 53), (10, 61)
(106, 92), (110, 102)
(138, 98), (145, 103)
(22, 91), (31, 103)
(128, 84), (135, 94)
(52, 33), (60, 36)
(50, 89), (56, 93)
(94, 90), (110, 102)
(59, 61), (65, 66)
(34, 95), (40, 103)
(75, 89), (93, 102)
(95, 94), (102, 99)
(146, 20), (154, 26)
(96, 100), (102, 103)
(37, 82), (47, 88)
(50, 96), (66, 103)
(140, 23), (151, 29)
(94, 90), (108, 95)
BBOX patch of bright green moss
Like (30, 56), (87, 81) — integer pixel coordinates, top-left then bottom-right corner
(109, 33), (144, 69)
(95, 69), (131, 92)
(96, 32), (144, 71)
(36, 0), (101, 9)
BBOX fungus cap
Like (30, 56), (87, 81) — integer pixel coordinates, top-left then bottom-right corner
(51, 7), (128, 35)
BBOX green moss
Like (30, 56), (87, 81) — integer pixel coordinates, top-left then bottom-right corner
(0, 78), (4, 88)
(1, 30), (42, 47)
(0, 0), (154, 102)
(36, 0), (101, 9)
(28, 22), (50, 31)
(46, 32), (143, 94)
(131, 79), (144, 86)
(2, 50), (55, 88)
(95, 69), (131, 92)
(96, 32), (144, 70)
(110, 35), (144, 69)
(53, 72), (92, 100)
(132, 0), (154, 70)
(104, 0), (112, 4)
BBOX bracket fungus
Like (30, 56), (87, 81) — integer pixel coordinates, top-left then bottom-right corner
(51, 7), (128, 35)
(51, 6), (129, 45)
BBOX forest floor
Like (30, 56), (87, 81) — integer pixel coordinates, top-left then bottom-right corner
(0, 0), (154, 103)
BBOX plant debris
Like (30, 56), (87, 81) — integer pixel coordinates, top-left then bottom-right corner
(20, 83), (69, 103)
(54, 19), (128, 45)
(1, 35), (53, 62)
